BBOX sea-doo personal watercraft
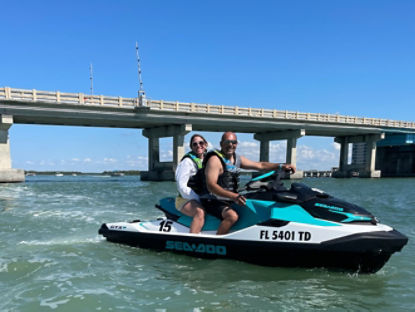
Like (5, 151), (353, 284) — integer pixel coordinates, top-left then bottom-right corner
(99, 171), (408, 273)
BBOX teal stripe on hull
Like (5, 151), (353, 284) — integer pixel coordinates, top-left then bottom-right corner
(159, 197), (338, 231)
(270, 203), (338, 226)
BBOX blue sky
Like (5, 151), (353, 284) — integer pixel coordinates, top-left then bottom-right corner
(1, 1), (414, 172)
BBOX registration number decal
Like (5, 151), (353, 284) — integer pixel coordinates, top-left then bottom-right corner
(259, 230), (311, 241)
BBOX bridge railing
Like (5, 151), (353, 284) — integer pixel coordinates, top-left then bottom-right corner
(1, 87), (415, 129)
(0, 87), (138, 108)
(147, 98), (415, 129)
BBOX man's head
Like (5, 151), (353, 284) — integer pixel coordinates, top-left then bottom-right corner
(220, 132), (238, 158)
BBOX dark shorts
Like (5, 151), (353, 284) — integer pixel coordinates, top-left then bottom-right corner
(201, 198), (233, 220)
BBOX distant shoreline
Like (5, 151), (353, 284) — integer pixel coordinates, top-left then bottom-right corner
(25, 170), (141, 176)
(24, 170), (256, 177)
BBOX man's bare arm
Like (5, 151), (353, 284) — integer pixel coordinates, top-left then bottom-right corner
(240, 156), (296, 173)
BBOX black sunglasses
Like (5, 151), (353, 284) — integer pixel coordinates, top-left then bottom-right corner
(192, 141), (206, 147)
(222, 140), (238, 145)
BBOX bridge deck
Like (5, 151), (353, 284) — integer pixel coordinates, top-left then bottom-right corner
(1, 87), (414, 136)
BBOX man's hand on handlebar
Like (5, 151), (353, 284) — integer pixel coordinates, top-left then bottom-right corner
(282, 164), (296, 173)
(233, 194), (246, 206)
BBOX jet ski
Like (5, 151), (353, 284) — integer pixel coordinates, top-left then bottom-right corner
(98, 170), (408, 273)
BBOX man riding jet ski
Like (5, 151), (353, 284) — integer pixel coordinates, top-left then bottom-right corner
(200, 131), (296, 235)
(99, 169), (408, 273)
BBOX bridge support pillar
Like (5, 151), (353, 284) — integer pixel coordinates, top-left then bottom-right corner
(0, 115), (25, 183)
(141, 124), (192, 181)
(286, 137), (298, 170)
(333, 133), (384, 178)
(258, 140), (269, 162)
(254, 129), (305, 179)
(361, 134), (384, 178)
(333, 136), (350, 178)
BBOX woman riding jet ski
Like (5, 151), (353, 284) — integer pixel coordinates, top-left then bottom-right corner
(99, 170), (408, 273)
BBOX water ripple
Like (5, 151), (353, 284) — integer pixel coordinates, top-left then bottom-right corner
(0, 176), (413, 311)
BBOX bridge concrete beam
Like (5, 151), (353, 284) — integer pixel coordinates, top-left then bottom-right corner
(333, 133), (385, 178)
(0, 115), (25, 182)
(254, 129), (306, 141)
(142, 124), (192, 139)
(334, 133), (384, 144)
(254, 129), (305, 179)
(141, 124), (192, 181)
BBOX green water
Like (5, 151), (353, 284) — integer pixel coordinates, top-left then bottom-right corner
(0, 176), (414, 311)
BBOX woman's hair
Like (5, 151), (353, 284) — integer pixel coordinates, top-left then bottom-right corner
(189, 133), (208, 148)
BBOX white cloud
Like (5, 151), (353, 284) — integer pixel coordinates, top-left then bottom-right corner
(239, 141), (258, 148)
(298, 145), (315, 160)
(125, 155), (148, 169)
(297, 145), (339, 170)
(21, 137), (340, 172)
(206, 140), (214, 150)
(269, 142), (287, 162)
(160, 150), (173, 161)
(103, 158), (117, 163)
(234, 140), (339, 170)
(237, 141), (260, 160)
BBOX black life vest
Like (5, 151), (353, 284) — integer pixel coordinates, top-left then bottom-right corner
(181, 152), (204, 195)
(202, 150), (241, 194)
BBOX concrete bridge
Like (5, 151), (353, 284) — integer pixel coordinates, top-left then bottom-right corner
(1, 87), (415, 182)
(303, 170), (334, 178)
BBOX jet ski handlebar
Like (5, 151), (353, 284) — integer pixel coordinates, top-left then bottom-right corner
(241, 169), (288, 192)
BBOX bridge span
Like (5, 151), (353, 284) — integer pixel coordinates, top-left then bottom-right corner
(1, 87), (415, 181)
